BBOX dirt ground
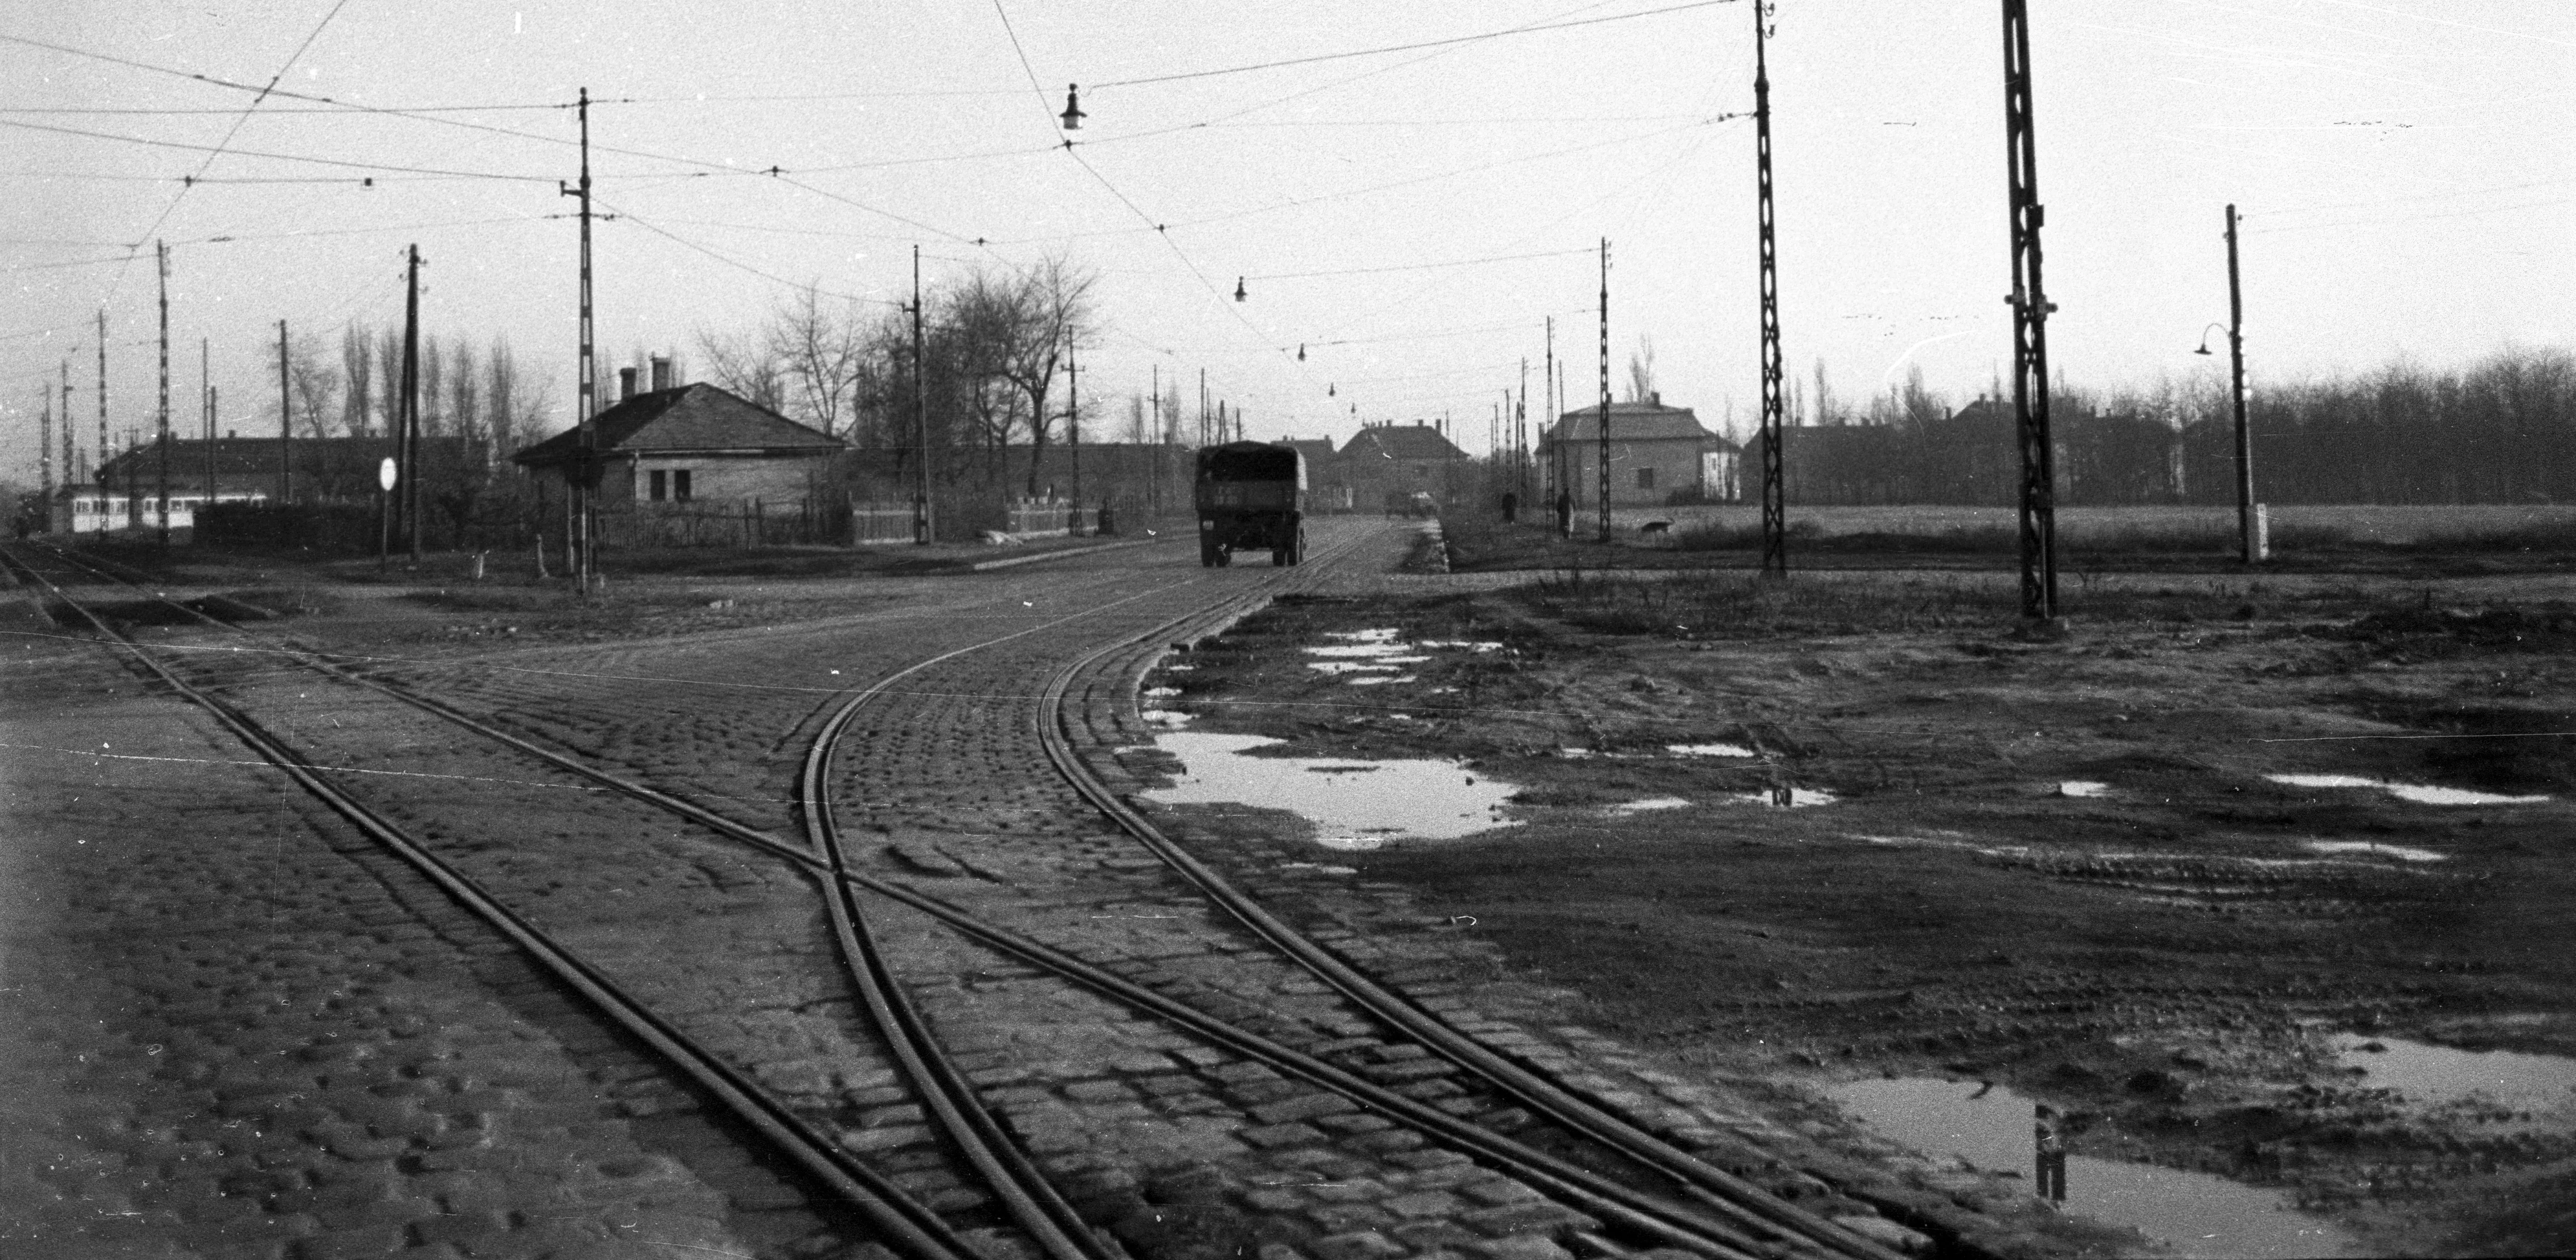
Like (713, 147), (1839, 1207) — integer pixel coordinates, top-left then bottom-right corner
(1140, 533), (2576, 1257)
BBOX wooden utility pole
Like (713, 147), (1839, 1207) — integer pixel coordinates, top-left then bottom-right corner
(402, 244), (423, 563)
(203, 337), (216, 510)
(1755, 0), (1788, 578)
(2001, 0), (2060, 621)
(156, 240), (171, 547)
(1067, 329), (1081, 527)
(910, 244), (930, 544)
(1544, 317), (1557, 524)
(2225, 203), (2256, 564)
(277, 320), (292, 503)
(1595, 238), (1611, 544)
(61, 363), (74, 502)
(38, 383), (53, 519)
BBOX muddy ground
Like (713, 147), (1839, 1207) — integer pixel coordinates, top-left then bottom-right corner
(1139, 534), (2576, 1257)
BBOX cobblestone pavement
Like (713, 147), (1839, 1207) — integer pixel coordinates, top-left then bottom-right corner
(0, 619), (842, 1259)
(1, 522), (2039, 1258)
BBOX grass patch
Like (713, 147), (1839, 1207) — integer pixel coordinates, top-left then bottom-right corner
(1521, 569), (2012, 637)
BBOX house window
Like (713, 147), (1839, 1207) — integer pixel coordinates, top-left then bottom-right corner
(649, 470), (667, 501)
(1635, 467), (1656, 491)
(673, 470), (693, 502)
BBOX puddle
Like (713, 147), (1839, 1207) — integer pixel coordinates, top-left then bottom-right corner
(1830, 1078), (2360, 1258)
(2266, 773), (2549, 807)
(1143, 687), (1183, 699)
(1162, 663), (1196, 672)
(1348, 674), (1416, 686)
(1281, 862), (1359, 875)
(1611, 796), (1691, 814)
(2333, 1034), (2576, 1129)
(2303, 839), (2447, 862)
(1309, 660), (1403, 674)
(1139, 710), (1191, 727)
(1417, 639), (1505, 652)
(2059, 780), (2111, 798)
(1307, 645), (1429, 661)
(1557, 748), (1593, 759)
(1323, 628), (1401, 642)
(1139, 731), (1521, 846)
(1669, 743), (1757, 758)
(1729, 788), (1839, 808)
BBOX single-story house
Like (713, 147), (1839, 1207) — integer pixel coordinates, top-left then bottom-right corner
(512, 380), (847, 508)
(1543, 396), (1736, 508)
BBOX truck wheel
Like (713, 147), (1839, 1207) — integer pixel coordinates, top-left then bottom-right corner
(1199, 540), (1218, 567)
(1290, 525), (1308, 566)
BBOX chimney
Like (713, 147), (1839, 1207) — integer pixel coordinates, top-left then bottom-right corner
(1650, 391), (1660, 406)
(619, 367), (638, 401)
(650, 354), (672, 392)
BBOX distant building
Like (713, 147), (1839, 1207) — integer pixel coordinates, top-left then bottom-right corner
(61, 434), (472, 535)
(1543, 396), (1734, 508)
(1338, 421), (1468, 512)
(512, 381), (846, 508)
(1278, 438), (1346, 511)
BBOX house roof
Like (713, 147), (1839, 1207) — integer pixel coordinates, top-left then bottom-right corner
(512, 383), (845, 467)
(1340, 423), (1465, 462)
(96, 435), (474, 482)
(1281, 437), (1338, 466)
(1548, 399), (1726, 445)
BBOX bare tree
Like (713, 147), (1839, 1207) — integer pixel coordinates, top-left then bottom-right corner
(1125, 393), (1147, 443)
(287, 333), (339, 440)
(1625, 335), (1657, 403)
(995, 254), (1099, 495)
(376, 326), (404, 435)
(693, 327), (784, 412)
(339, 323), (373, 436)
(447, 337), (480, 450)
(767, 283), (866, 437)
(420, 336), (445, 436)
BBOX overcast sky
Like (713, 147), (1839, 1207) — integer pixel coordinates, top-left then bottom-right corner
(4, 0), (2570, 484)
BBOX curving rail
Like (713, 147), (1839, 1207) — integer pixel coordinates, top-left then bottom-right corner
(10, 532), (1899, 1260)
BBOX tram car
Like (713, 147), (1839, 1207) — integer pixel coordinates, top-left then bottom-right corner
(1193, 441), (1307, 567)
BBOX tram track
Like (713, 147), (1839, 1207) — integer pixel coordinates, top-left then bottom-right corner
(0, 540), (990, 1260)
(6, 534), (1899, 1260)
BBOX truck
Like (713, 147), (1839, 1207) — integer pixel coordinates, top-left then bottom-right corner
(1194, 441), (1306, 567)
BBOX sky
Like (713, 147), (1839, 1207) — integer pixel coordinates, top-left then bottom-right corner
(3, 0), (2571, 487)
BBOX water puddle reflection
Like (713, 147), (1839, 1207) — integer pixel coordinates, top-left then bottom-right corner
(2266, 773), (2549, 807)
(1829, 1078), (2359, 1258)
(2334, 1034), (2576, 1130)
(2303, 839), (2446, 862)
(1669, 743), (1757, 758)
(1610, 796), (1691, 814)
(2059, 780), (2111, 798)
(1139, 731), (1521, 847)
(1730, 787), (1839, 808)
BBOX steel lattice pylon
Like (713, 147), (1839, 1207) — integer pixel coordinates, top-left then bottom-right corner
(2002, 0), (2058, 620)
(1755, 3), (1786, 577)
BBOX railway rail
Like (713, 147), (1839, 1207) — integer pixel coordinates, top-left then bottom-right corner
(3, 535), (1901, 1260)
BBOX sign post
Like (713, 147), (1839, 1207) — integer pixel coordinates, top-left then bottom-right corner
(378, 457), (397, 569)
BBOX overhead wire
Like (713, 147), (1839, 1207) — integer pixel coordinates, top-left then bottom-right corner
(130, 0), (358, 256)
(1090, 0), (1738, 89)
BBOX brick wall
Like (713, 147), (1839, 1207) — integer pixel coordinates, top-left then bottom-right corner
(625, 455), (836, 506)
